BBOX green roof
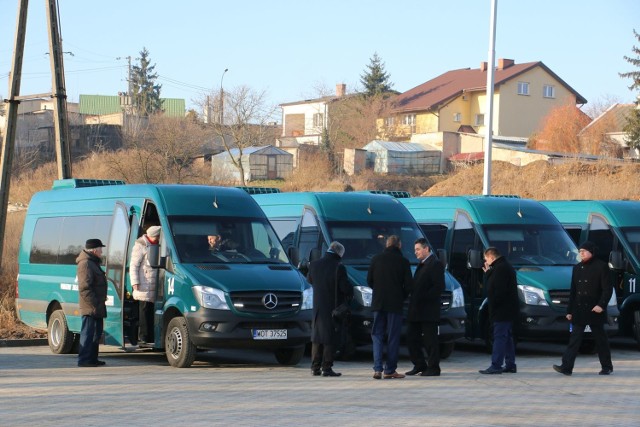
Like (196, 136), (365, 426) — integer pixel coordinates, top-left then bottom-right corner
(79, 95), (185, 117)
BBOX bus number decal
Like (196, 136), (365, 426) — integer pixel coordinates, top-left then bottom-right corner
(630, 277), (636, 294)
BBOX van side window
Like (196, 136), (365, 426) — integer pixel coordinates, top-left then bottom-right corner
(588, 215), (618, 264)
(420, 224), (448, 251)
(450, 212), (481, 297)
(563, 227), (582, 246)
(30, 215), (111, 264)
(298, 209), (321, 262)
(269, 218), (298, 249)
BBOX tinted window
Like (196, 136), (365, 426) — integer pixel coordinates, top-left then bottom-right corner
(420, 224), (448, 252)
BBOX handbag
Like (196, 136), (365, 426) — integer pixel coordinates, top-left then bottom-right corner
(331, 262), (351, 322)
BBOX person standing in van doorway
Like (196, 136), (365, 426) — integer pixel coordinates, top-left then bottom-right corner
(554, 241), (614, 376)
(405, 238), (445, 377)
(307, 241), (352, 377)
(367, 235), (412, 379)
(77, 239), (108, 367)
(479, 247), (519, 375)
(130, 225), (161, 346)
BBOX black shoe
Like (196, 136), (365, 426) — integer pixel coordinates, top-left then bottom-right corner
(553, 364), (572, 376)
(598, 368), (613, 375)
(373, 371), (382, 380)
(322, 369), (342, 377)
(311, 369), (321, 376)
(479, 367), (503, 374)
(405, 367), (426, 376)
(95, 360), (106, 366)
(78, 362), (100, 367)
(421, 370), (441, 377)
(503, 365), (517, 373)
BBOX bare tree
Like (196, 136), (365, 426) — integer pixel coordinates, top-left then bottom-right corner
(212, 85), (278, 186)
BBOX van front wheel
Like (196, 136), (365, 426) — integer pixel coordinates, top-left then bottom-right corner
(165, 317), (197, 368)
(274, 346), (304, 365)
(48, 309), (74, 354)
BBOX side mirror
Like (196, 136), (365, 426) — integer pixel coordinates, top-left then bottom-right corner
(467, 249), (484, 269)
(288, 246), (300, 266)
(609, 250), (625, 271)
(147, 244), (166, 269)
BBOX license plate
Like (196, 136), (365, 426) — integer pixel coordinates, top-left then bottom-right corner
(252, 329), (287, 340)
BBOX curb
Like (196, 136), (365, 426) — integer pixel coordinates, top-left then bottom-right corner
(0, 338), (48, 348)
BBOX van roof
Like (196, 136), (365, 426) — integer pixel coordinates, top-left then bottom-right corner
(28, 184), (265, 218)
(252, 192), (416, 222)
(402, 195), (558, 225)
(542, 200), (640, 227)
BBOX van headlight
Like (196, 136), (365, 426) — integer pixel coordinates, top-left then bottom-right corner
(608, 288), (617, 307)
(354, 286), (372, 307)
(193, 286), (229, 310)
(301, 286), (313, 310)
(451, 286), (464, 308)
(517, 285), (548, 306)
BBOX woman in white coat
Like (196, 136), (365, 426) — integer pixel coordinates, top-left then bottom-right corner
(130, 225), (161, 345)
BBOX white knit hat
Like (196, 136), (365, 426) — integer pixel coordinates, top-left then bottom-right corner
(146, 226), (161, 237)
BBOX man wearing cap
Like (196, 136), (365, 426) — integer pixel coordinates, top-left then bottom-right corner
(554, 241), (614, 376)
(130, 225), (161, 346)
(77, 238), (108, 367)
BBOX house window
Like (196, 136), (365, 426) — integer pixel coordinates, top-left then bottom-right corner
(384, 116), (395, 127)
(402, 114), (416, 126)
(517, 82), (530, 96)
(475, 114), (484, 126)
(543, 85), (556, 98)
(312, 113), (324, 128)
(453, 113), (461, 122)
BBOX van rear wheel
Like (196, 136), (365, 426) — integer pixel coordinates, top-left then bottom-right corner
(274, 346), (304, 365)
(165, 317), (197, 368)
(48, 309), (74, 354)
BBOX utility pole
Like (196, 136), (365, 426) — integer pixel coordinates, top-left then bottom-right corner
(0, 0), (73, 267)
(482, 0), (498, 196)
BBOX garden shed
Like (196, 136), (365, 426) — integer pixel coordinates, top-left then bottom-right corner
(362, 140), (441, 174)
(211, 145), (293, 182)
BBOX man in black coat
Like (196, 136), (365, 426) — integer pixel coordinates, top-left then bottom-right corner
(367, 235), (412, 379)
(406, 238), (445, 377)
(479, 247), (519, 374)
(307, 241), (352, 377)
(77, 238), (108, 367)
(554, 241), (614, 376)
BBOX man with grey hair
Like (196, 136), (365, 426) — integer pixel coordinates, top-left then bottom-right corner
(307, 241), (352, 377)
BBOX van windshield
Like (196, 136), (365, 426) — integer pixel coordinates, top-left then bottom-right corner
(169, 216), (289, 264)
(483, 224), (579, 266)
(622, 227), (640, 262)
(325, 221), (424, 265)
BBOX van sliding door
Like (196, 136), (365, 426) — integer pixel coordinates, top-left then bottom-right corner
(104, 202), (132, 348)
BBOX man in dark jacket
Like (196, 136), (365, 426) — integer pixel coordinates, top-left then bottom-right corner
(307, 241), (352, 377)
(406, 238), (445, 377)
(554, 241), (613, 376)
(77, 238), (108, 367)
(367, 235), (412, 379)
(479, 247), (519, 374)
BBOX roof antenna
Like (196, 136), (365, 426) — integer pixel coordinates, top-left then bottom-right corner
(517, 199), (523, 218)
(213, 194), (219, 209)
(367, 200), (372, 215)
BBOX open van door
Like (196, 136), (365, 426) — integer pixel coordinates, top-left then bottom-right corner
(103, 202), (133, 348)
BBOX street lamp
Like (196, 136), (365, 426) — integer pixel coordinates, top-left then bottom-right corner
(219, 68), (228, 124)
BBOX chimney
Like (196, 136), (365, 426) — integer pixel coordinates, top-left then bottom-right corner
(336, 83), (346, 97)
(480, 62), (487, 72)
(498, 58), (514, 70)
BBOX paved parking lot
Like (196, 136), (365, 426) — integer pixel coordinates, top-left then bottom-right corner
(1, 339), (639, 426)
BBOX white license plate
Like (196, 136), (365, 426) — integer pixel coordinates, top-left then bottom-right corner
(252, 329), (287, 340)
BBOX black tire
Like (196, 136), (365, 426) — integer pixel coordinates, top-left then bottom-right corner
(48, 309), (75, 354)
(274, 346), (305, 365)
(439, 342), (455, 359)
(165, 317), (197, 368)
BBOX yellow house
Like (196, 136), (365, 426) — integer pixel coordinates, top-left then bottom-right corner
(379, 58), (587, 140)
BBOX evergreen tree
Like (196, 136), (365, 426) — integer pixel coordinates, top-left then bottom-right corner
(360, 52), (393, 97)
(320, 127), (336, 172)
(130, 47), (163, 116)
(620, 29), (640, 149)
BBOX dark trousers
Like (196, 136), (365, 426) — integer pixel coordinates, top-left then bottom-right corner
(561, 323), (612, 372)
(371, 311), (403, 374)
(491, 321), (516, 370)
(311, 342), (335, 371)
(407, 321), (440, 373)
(78, 315), (103, 365)
(138, 301), (155, 343)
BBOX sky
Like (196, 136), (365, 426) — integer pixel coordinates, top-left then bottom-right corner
(1, 0), (639, 117)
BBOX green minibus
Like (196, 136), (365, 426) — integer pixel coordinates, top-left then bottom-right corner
(401, 195), (619, 349)
(251, 191), (466, 358)
(15, 179), (311, 367)
(543, 200), (640, 346)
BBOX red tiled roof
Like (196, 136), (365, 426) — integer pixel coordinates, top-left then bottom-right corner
(449, 152), (484, 162)
(390, 61), (587, 114)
